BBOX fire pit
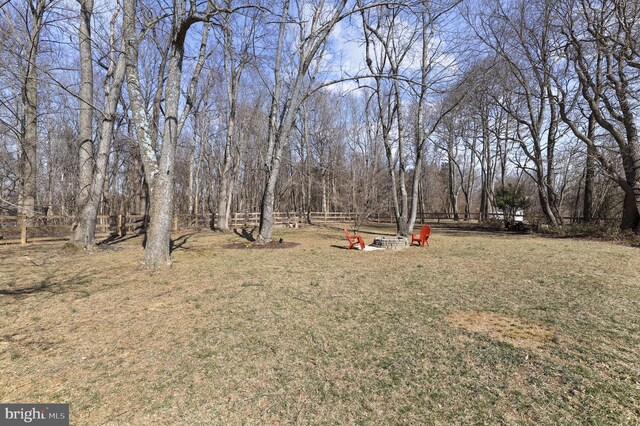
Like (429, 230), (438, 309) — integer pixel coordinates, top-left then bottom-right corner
(371, 236), (409, 250)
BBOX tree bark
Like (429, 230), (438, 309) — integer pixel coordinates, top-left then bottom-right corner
(447, 155), (459, 221)
(621, 187), (640, 231)
(70, 0), (119, 249)
(124, 0), (168, 267)
(257, 0), (290, 243)
(583, 114), (596, 222)
(71, 50), (126, 248)
(76, 0), (94, 215)
(394, 81), (408, 236)
(479, 109), (491, 221)
(216, 8), (249, 232)
(18, 0), (47, 222)
(124, 0), (209, 267)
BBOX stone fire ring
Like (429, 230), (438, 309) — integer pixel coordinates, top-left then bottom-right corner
(371, 236), (409, 250)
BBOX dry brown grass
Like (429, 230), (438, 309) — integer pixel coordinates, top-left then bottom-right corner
(447, 311), (556, 350)
(1, 223), (639, 424)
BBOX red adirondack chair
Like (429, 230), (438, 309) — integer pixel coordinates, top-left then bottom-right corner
(411, 225), (431, 248)
(344, 228), (365, 250)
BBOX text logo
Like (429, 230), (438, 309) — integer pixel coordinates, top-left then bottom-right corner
(1, 404), (68, 425)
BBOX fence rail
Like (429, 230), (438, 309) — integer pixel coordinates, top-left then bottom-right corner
(0, 211), (378, 244)
(0, 211), (584, 245)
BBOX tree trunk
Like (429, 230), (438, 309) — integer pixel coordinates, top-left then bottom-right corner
(19, 0), (46, 223)
(321, 171), (328, 214)
(381, 135), (402, 232)
(225, 165), (235, 226)
(257, 0), (290, 244)
(621, 187), (640, 231)
(583, 115), (596, 222)
(193, 135), (204, 226)
(394, 82), (408, 236)
(257, 0), (346, 243)
(76, 0), (94, 216)
(71, 52), (126, 248)
(406, 138), (424, 233)
(143, 26), (188, 266)
(124, 0), (208, 267)
(479, 112), (492, 222)
(537, 182), (559, 227)
(125, 0), (174, 267)
(258, 147), (283, 242)
(447, 147), (459, 221)
(70, 0), (113, 249)
(188, 137), (197, 216)
(216, 117), (234, 231)
(545, 96), (563, 225)
(217, 166), (232, 231)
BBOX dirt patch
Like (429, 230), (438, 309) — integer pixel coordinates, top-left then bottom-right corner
(222, 241), (300, 249)
(447, 311), (556, 350)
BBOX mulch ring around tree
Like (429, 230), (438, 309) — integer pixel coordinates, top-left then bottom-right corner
(223, 241), (300, 250)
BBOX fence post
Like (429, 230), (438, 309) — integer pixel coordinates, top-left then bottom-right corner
(118, 214), (124, 237)
(20, 215), (27, 244)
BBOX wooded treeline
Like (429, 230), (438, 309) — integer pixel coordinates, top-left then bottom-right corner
(1, 0), (638, 267)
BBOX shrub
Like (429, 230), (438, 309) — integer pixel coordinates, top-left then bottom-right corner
(494, 184), (530, 225)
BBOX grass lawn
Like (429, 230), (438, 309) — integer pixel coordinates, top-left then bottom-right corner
(1, 224), (639, 424)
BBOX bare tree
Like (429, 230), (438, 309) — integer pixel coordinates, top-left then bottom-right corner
(13, 0), (50, 221)
(215, 2), (254, 231)
(555, 0), (640, 231)
(70, 2), (127, 248)
(361, 0), (464, 235)
(124, 0), (211, 268)
(360, 3), (414, 235)
(2, 0), (636, 245)
(474, 0), (565, 226)
(257, 0), (348, 243)
(75, 0), (93, 218)
(435, 112), (478, 220)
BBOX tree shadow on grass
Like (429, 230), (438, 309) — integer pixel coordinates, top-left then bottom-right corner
(97, 230), (209, 253)
(97, 232), (144, 246)
(170, 232), (199, 253)
(0, 270), (93, 298)
(234, 227), (256, 242)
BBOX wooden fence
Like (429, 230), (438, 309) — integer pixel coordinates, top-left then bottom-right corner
(0, 211), (376, 245)
(0, 211), (583, 245)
